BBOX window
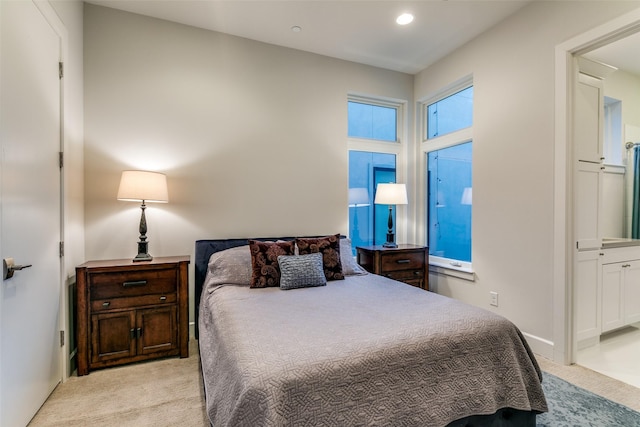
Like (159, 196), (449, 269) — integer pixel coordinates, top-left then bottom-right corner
(427, 142), (472, 262)
(348, 96), (404, 255)
(603, 96), (622, 166)
(421, 81), (473, 271)
(349, 151), (396, 251)
(426, 86), (473, 139)
(348, 101), (398, 142)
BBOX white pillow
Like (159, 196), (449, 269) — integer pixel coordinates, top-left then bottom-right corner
(340, 238), (368, 276)
(205, 245), (252, 290)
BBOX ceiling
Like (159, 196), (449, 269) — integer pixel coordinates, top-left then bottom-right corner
(584, 32), (640, 77)
(85, 0), (533, 74)
(85, 1), (640, 76)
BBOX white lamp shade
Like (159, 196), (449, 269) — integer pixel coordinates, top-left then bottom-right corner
(461, 187), (472, 205)
(374, 183), (408, 205)
(348, 187), (370, 207)
(117, 170), (169, 203)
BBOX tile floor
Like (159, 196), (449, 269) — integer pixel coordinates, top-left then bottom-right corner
(577, 322), (640, 389)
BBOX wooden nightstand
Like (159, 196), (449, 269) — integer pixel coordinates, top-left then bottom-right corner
(75, 256), (189, 376)
(356, 245), (428, 290)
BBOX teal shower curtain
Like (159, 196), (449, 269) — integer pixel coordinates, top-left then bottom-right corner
(632, 146), (640, 239)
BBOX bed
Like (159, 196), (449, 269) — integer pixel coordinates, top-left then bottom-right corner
(195, 236), (548, 426)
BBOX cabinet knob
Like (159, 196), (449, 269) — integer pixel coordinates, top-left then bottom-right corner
(102, 301), (110, 308)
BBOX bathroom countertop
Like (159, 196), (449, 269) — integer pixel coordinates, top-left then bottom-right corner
(601, 237), (640, 249)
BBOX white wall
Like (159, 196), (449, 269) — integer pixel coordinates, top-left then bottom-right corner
(605, 69), (640, 130)
(415, 1), (640, 356)
(83, 4), (413, 330)
(84, 1), (640, 353)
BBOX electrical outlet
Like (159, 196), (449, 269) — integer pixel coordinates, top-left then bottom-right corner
(490, 291), (499, 307)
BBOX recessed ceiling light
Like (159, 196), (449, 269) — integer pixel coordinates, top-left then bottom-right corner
(291, 25), (302, 33)
(396, 13), (414, 26)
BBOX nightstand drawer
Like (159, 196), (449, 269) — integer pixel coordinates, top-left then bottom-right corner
(383, 269), (423, 281)
(380, 251), (425, 272)
(91, 293), (177, 312)
(356, 245), (428, 291)
(89, 268), (177, 300)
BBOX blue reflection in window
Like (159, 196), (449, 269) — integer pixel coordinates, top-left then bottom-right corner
(427, 142), (472, 262)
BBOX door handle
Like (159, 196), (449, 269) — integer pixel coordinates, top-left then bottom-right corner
(3, 258), (32, 280)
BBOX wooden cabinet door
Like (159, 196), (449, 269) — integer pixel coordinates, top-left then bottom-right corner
(91, 311), (136, 364)
(136, 306), (178, 356)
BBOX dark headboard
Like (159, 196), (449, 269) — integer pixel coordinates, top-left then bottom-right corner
(194, 237), (297, 338)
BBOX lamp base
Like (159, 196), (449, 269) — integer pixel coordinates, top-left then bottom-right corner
(133, 253), (153, 262)
(132, 202), (153, 262)
(383, 232), (397, 248)
(133, 240), (153, 262)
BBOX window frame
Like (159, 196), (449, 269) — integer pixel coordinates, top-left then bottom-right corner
(348, 94), (407, 248)
(418, 76), (474, 279)
(348, 94), (403, 145)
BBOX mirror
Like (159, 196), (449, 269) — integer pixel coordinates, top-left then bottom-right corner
(583, 33), (640, 240)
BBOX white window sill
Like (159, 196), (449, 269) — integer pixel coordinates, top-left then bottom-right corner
(428, 261), (475, 282)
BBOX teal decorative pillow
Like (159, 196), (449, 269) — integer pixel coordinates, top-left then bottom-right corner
(278, 253), (327, 290)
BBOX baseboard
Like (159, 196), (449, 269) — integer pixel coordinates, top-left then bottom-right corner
(522, 331), (554, 360)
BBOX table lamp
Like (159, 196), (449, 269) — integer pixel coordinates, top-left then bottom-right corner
(374, 183), (407, 248)
(117, 170), (169, 262)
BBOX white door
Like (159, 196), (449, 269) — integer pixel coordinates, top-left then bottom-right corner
(0, 1), (63, 426)
(574, 72), (604, 164)
(623, 260), (640, 325)
(575, 250), (602, 343)
(601, 262), (624, 333)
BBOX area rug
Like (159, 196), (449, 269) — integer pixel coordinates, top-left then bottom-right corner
(537, 372), (640, 426)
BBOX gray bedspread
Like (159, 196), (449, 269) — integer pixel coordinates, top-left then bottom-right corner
(199, 274), (548, 426)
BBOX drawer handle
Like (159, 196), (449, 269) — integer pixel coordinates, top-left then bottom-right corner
(414, 271), (421, 276)
(159, 296), (167, 301)
(396, 259), (410, 264)
(122, 280), (147, 288)
(102, 301), (111, 308)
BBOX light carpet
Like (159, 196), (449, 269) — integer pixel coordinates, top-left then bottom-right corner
(28, 340), (640, 427)
(28, 340), (208, 427)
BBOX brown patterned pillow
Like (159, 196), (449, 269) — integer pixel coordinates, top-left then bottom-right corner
(248, 240), (295, 288)
(296, 234), (344, 281)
